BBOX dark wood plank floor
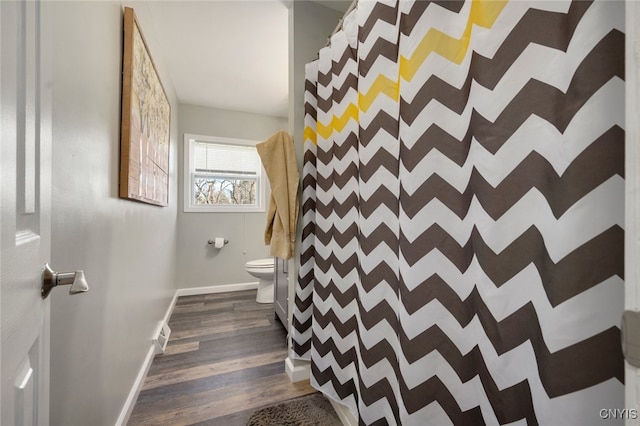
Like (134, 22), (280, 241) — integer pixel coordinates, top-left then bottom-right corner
(128, 290), (316, 425)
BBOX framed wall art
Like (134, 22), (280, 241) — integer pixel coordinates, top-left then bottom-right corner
(120, 7), (171, 206)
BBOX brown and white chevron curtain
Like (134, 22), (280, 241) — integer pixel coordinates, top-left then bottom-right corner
(292, 0), (625, 424)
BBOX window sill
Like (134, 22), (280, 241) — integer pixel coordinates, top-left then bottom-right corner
(183, 205), (266, 213)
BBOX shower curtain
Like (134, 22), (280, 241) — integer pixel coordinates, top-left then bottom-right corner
(292, 0), (625, 424)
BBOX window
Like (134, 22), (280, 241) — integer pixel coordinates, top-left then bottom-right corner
(184, 134), (265, 212)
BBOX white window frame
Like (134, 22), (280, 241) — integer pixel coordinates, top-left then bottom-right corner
(183, 133), (266, 213)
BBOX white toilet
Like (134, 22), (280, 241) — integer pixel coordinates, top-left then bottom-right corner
(245, 258), (275, 303)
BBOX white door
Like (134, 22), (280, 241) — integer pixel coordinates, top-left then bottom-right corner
(627, 1), (640, 423)
(1, 0), (52, 424)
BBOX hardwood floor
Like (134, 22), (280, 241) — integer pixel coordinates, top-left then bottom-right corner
(128, 290), (316, 425)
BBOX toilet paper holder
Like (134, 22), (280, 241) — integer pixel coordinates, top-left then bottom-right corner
(207, 238), (229, 246)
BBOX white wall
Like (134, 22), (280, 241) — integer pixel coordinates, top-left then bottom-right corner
(49, 2), (178, 425)
(177, 104), (287, 288)
(626, 0), (640, 415)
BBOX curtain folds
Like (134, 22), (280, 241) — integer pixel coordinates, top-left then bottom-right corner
(292, 1), (625, 424)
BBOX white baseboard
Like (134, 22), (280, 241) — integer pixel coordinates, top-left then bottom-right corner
(116, 284), (257, 424)
(162, 291), (179, 324)
(285, 357), (311, 382)
(151, 292), (178, 356)
(115, 345), (155, 426)
(176, 282), (258, 296)
(330, 399), (358, 426)
(116, 291), (178, 426)
(284, 356), (357, 426)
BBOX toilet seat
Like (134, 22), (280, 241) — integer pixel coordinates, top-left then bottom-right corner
(246, 258), (274, 269)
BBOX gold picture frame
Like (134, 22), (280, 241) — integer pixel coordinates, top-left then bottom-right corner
(120, 7), (171, 206)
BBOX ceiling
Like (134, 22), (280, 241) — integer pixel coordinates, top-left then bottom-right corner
(135, 1), (351, 119)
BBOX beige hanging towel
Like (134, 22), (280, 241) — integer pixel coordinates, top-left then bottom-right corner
(256, 130), (299, 260)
